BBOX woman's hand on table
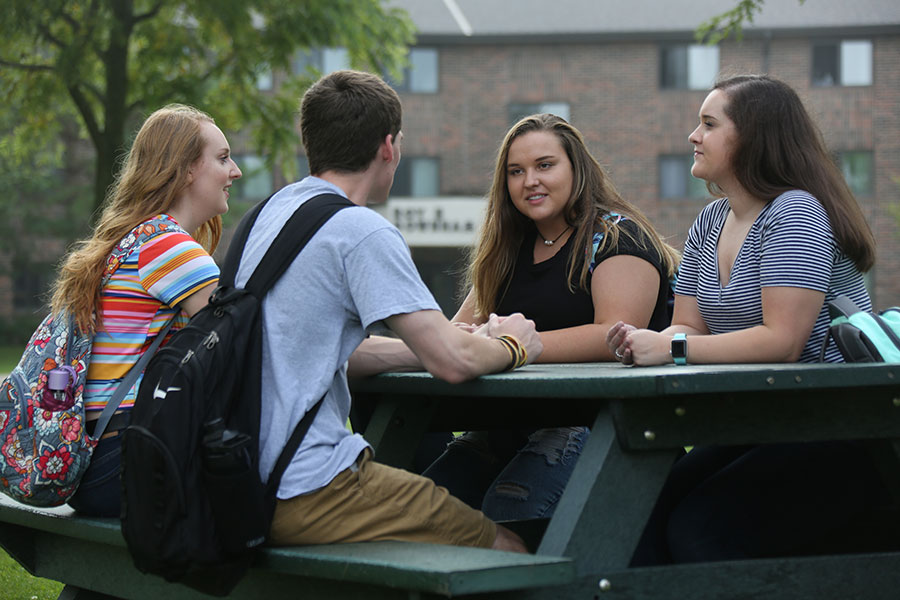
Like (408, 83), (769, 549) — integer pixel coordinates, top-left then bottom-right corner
(608, 322), (678, 366)
(607, 321), (636, 364)
(623, 329), (674, 366)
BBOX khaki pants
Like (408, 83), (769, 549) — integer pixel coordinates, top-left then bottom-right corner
(269, 449), (496, 548)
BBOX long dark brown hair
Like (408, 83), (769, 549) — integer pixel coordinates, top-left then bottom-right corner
(712, 74), (875, 271)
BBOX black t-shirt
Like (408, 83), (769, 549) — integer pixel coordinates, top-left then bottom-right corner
(494, 220), (670, 332)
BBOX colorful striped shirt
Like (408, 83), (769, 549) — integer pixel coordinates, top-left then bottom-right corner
(83, 214), (219, 412)
(674, 190), (871, 363)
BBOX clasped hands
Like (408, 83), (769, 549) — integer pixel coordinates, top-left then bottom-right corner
(454, 312), (543, 365)
(606, 321), (674, 366)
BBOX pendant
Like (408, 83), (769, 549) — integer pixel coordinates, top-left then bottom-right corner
(544, 240), (554, 246)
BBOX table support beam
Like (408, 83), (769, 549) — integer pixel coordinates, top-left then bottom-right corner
(360, 394), (437, 470)
(538, 408), (678, 576)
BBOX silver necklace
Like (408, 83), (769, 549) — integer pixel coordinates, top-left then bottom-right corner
(537, 226), (571, 246)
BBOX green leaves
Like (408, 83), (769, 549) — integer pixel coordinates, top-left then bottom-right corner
(695, 0), (806, 45)
(0, 0), (416, 212)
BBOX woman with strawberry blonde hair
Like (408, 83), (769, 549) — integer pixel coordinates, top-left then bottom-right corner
(52, 104), (241, 516)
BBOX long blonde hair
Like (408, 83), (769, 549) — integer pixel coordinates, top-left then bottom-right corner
(468, 113), (679, 319)
(51, 104), (222, 333)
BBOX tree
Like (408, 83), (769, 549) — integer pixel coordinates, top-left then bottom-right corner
(696, 0), (805, 44)
(1, 1), (416, 214)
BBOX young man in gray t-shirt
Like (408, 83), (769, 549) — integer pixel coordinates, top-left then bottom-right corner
(235, 70), (542, 553)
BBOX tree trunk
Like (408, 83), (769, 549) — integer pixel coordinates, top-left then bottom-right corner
(93, 140), (116, 216)
(92, 1), (133, 217)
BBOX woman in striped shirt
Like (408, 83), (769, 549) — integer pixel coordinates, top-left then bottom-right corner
(51, 105), (241, 516)
(607, 75), (887, 563)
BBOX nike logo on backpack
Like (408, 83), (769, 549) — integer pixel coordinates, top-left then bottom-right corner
(153, 384), (181, 400)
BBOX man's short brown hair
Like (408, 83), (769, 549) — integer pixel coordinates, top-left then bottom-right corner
(300, 70), (402, 175)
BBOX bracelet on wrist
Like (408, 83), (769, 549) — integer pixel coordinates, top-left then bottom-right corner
(497, 334), (528, 371)
(497, 336), (516, 371)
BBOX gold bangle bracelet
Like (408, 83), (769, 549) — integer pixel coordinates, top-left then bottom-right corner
(497, 334), (528, 370)
(496, 336), (517, 371)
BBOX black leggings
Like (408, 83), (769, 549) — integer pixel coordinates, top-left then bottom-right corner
(632, 441), (892, 565)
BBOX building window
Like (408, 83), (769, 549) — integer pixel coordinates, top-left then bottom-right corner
(812, 40), (872, 87)
(660, 44), (719, 90)
(322, 47), (350, 74)
(256, 66), (273, 91)
(293, 49), (321, 75)
(298, 155), (311, 179)
(392, 157), (440, 197)
(388, 48), (439, 93)
(292, 47), (350, 76)
(232, 154), (272, 201)
(508, 102), (571, 125)
(659, 155), (707, 199)
(838, 151), (874, 196)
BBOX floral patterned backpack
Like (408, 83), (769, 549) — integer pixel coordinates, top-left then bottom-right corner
(0, 218), (179, 507)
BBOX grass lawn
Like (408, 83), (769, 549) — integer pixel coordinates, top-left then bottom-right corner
(0, 547), (64, 599)
(1, 347), (66, 596)
(0, 345), (22, 374)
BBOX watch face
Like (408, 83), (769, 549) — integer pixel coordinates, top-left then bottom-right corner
(671, 338), (687, 358)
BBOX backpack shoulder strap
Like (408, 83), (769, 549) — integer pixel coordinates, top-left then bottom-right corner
(873, 313), (900, 351)
(828, 294), (863, 320)
(218, 195), (273, 288)
(220, 193), (354, 295)
(244, 193), (354, 296)
(265, 396), (324, 499)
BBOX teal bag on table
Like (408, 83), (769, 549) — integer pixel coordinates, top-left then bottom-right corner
(820, 295), (900, 363)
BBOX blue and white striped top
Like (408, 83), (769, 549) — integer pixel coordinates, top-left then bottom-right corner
(674, 190), (871, 363)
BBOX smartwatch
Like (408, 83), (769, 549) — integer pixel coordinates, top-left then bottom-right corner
(670, 333), (687, 365)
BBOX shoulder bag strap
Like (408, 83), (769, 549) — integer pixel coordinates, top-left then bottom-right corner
(102, 216), (187, 288)
(90, 313), (178, 441)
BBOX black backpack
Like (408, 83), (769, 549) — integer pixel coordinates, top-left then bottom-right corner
(121, 193), (353, 596)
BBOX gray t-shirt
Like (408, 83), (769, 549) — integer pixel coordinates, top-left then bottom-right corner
(235, 176), (440, 499)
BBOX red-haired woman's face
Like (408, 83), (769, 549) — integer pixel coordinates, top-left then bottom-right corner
(688, 90), (739, 190)
(181, 122), (242, 222)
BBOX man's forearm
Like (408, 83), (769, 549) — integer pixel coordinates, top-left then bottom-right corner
(347, 335), (423, 377)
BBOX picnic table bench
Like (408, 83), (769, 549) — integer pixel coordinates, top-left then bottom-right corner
(0, 496), (573, 599)
(351, 362), (900, 599)
(2, 361), (900, 599)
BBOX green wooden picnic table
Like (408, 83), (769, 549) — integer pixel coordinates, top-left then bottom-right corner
(2, 361), (900, 599)
(349, 361), (900, 599)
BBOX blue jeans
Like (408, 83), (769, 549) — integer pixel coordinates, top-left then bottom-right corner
(67, 435), (123, 517)
(422, 427), (589, 521)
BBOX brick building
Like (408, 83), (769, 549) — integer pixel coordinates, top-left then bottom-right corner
(4, 0), (900, 332)
(351, 0), (900, 312)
